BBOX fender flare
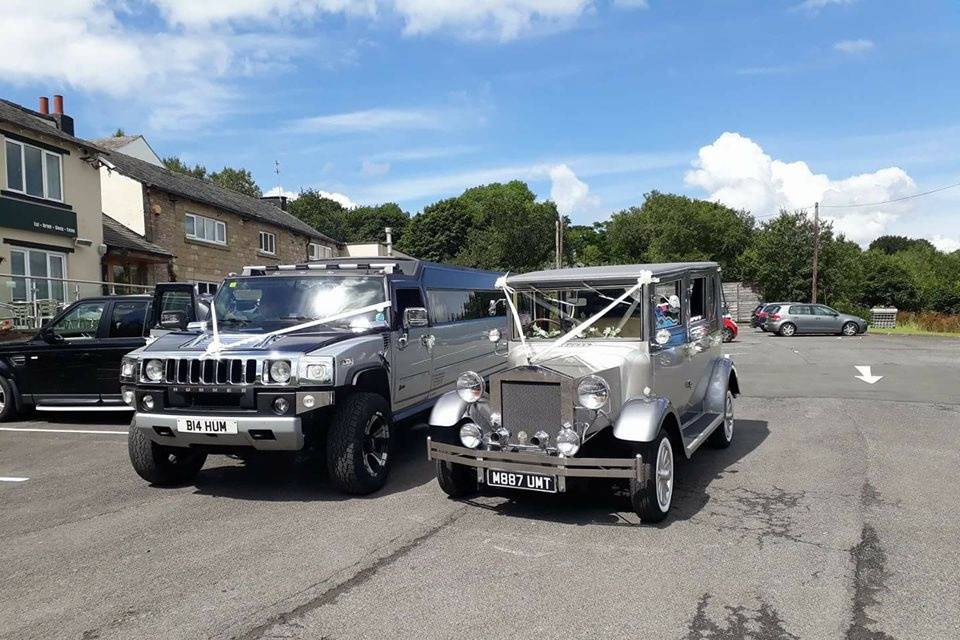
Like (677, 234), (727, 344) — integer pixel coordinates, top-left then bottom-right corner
(613, 396), (679, 444)
(703, 357), (739, 415)
(429, 390), (472, 427)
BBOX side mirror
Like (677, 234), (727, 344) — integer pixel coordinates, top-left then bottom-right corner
(41, 328), (64, 344)
(403, 307), (429, 329)
(159, 310), (188, 331)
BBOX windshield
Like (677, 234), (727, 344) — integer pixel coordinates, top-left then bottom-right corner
(212, 276), (387, 332)
(512, 285), (644, 340)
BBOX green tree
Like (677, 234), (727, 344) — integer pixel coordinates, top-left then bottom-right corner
(113, 128), (125, 137)
(209, 167), (262, 198)
(342, 203), (409, 244)
(860, 250), (922, 310)
(868, 235), (936, 255)
(162, 156), (207, 180)
(606, 192), (754, 278)
(287, 190), (347, 241)
(397, 196), (475, 263)
(565, 222), (609, 266)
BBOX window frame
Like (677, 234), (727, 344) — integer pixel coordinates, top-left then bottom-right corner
(4, 138), (64, 202)
(193, 281), (219, 296)
(10, 247), (69, 302)
(258, 230), (277, 255)
(308, 242), (333, 261)
(184, 213), (227, 246)
(105, 299), (150, 339)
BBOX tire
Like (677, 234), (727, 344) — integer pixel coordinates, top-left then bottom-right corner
(435, 460), (478, 498)
(778, 322), (797, 337)
(722, 327), (735, 343)
(0, 376), (17, 422)
(708, 390), (735, 449)
(841, 321), (859, 336)
(629, 429), (675, 523)
(128, 424), (206, 485)
(326, 392), (392, 495)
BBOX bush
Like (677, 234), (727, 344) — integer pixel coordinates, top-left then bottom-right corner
(896, 312), (960, 334)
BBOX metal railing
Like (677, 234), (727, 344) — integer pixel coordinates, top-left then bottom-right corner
(0, 272), (154, 331)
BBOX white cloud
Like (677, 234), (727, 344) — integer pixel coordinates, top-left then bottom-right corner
(361, 159), (391, 176)
(265, 185), (357, 208)
(392, 0), (592, 41)
(549, 164), (597, 215)
(930, 235), (960, 253)
(834, 38), (874, 54)
(684, 132), (916, 245)
(289, 108), (450, 133)
(152, 0), (377, 28)
(793, 0), (856, 13)
(613, 0), (648, 8)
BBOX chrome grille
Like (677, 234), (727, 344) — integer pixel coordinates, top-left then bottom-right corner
(500, 381), (562, 434)
(145, 357), (259, 385)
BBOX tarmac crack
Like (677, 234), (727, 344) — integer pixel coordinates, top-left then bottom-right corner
(230, 507), (466, 640)
(684, 592), (799, 640)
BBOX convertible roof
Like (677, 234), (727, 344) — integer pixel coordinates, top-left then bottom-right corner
(506, 262), (718, 287)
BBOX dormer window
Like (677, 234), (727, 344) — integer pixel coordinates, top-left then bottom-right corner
(5, 139), (63, 202)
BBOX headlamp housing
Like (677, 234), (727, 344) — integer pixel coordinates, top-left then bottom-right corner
(299, 355), (335, 385)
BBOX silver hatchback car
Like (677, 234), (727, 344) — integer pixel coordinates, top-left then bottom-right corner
(763, 303), (868, 337)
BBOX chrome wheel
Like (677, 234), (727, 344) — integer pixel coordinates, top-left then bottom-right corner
(361, 412), (390, 477)
(780, 323), (796, 337)
(655, 437), (674, 513)
(842, 322), (858, 336)
(724, 390), (734, 440)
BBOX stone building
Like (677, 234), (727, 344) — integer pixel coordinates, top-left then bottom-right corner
(100, 149), (341, 294)
(0, 96), (108, 304)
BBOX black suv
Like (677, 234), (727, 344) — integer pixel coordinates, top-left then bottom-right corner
(0, 283), (206, 421)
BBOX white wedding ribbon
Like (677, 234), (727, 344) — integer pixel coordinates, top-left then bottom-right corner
(497, 270), (659, 365)
(203, 301), (392, 356)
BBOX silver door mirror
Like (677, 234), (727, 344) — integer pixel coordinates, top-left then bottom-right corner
(403, 307), (428, 329)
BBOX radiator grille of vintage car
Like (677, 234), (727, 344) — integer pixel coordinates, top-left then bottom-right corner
(143, 358), (260, 385)
(500, 381), (563, 434)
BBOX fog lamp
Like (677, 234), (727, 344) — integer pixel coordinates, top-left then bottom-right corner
(144, 359), (164, 382)
(456, 371), (484, 403)
(141, 394), (155, 411)
(459, 423), (482, 449)
(122, 390), (135, 405)
(302, 394), (316, 409)
(556, 427), (580, 456)
(273, 397), (290, 415)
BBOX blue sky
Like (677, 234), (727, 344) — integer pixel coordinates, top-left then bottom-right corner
(2, 1), (959, 249)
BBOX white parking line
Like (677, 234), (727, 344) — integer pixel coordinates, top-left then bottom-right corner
(0, 427), (127, 435)
(0, 476), (29, 482)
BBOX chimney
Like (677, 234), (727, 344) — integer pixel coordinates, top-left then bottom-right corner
(385, 227), (393, 256)
(49, 94), (75, 136)
(260, 195), (288, 211)
(38, 97), (49, 115)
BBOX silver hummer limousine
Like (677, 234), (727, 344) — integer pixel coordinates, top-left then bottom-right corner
(427, 262), (740, 521)
(123, 259), (507, 494)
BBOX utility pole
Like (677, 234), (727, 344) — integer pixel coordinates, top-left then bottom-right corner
(811, 201), (820, 304)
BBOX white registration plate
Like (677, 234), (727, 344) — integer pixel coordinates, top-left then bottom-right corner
(176, 418), (238, 434)
(486, 469), (557, 493)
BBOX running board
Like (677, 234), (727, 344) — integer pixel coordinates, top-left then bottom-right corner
(35, 406), (135, 412)
(680, 411), (723, 456)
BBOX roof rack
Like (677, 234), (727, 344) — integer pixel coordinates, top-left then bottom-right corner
(241, 262), (399, 276)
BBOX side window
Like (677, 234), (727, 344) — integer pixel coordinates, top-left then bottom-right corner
(689, 277), (706, 322)
(159, 290), (193, 316)
(791, 305), (810, 315)
(654, 281), (682, 327)
(427, 290), (468, 324)
(395, 288), (424, 327)
(108, 301), (149, 338)
(814, 305), (835, 316)
(476, 291), (507, 318)
(49, 301), (105, 340)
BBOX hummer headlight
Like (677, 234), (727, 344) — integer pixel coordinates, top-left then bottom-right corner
(269, 360), (292, 384)
(300, 356), (334, 385)
(144, 359), (164, 382)
(577, 375), (609, 410)
(456, 371), (484, 403)
(121, 358), (137, 380)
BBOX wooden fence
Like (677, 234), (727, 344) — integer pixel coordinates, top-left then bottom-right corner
(722, 282), (762, 323)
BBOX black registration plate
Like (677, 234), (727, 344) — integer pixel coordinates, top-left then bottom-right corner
(486, 469), (557, 493)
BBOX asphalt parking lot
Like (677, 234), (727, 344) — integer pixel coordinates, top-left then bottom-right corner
(1, 328), (958, 640)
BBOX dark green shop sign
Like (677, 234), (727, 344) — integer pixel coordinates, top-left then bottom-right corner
(0, 195), (77, 237)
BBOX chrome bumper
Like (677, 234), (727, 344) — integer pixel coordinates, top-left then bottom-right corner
(427, 438), (642, 492)
(133, 412), (303, 451)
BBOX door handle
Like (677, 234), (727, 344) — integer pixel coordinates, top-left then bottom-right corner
(397, 333), (409, 350)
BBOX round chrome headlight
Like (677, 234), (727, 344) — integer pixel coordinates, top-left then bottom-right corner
(459, 422), (483, 449)
(270, 360), (292, 384)
(577, 375), (609, 410)
(556, 427), (580, 456)
(144, 359), (164, 382)
(141, 394), (155, 411)
(456, 371), (484, 403)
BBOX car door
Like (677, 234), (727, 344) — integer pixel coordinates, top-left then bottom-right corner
(789, 305), (812, 333)
(651, 278), (695, 413)
(813, 305), (842, 334)
(149, 283), (203, 332)
(30, 299), (108, 404)
(390, 286), (434, 409)
(94, 299), (150, 402)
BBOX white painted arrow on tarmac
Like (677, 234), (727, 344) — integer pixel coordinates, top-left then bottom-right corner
(854, 365), (883, 384)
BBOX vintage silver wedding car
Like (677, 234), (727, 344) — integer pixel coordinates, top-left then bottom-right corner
(427, 262), (740, 522)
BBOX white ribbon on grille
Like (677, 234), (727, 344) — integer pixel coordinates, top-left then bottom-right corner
(204, 300), (392, 356)
(497, 270), (659, 365)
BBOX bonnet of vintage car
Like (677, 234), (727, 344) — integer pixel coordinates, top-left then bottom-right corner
(496, 270), (659, 366)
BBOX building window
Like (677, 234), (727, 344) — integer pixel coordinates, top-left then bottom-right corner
(309, 242), (333, 260)
(10, 248), (67, 302)
(259, 231), (276, 255)
(193, 281), (219, 295)
(4, 139), (63, 202)
(184, 213), (226, 245)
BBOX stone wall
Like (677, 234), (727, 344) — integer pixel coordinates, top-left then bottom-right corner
(142, 187), (337, 285)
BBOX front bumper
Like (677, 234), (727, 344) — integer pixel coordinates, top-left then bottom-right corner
(133, 412), (303, 451)
(427, 438), (642, 492)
